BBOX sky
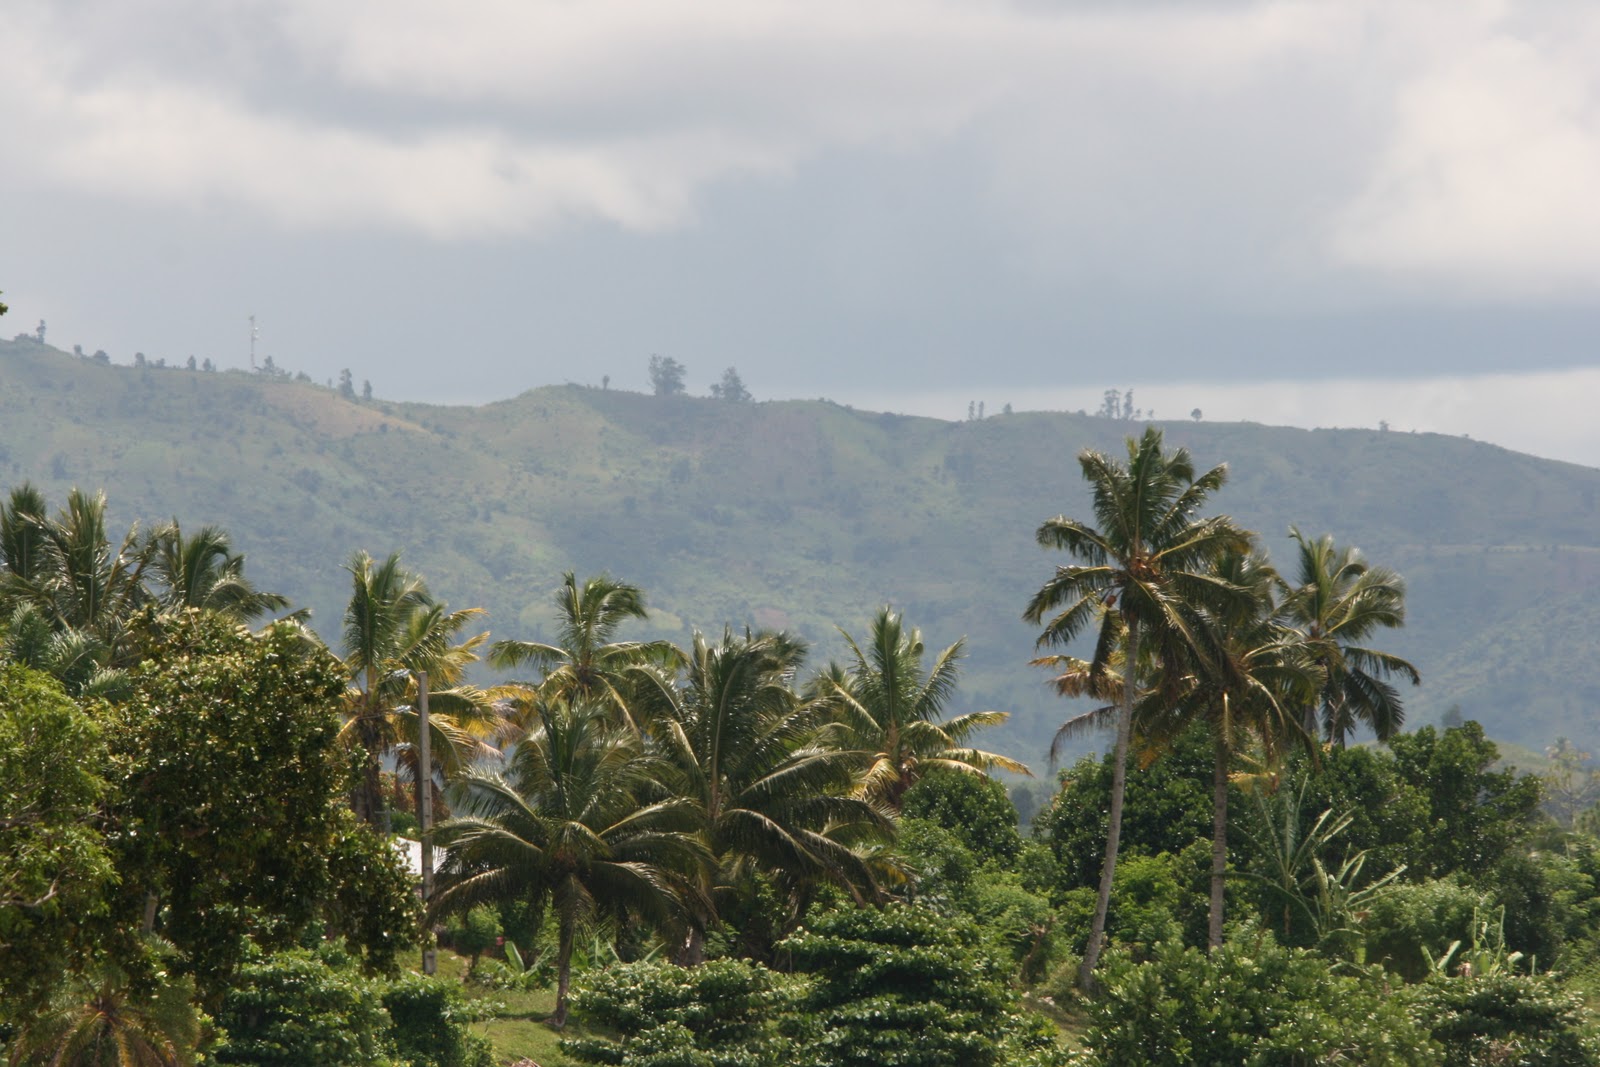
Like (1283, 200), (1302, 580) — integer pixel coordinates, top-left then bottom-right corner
(3, 1), (1600, 466)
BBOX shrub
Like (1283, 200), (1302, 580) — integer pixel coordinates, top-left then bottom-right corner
(562, 958), (798, 1067)
(212, 950), (401, 1067)
(382, 973), (495, 1067)
(779, 902), (1062, 1067)
(1078, 930), (1438, 1066)
(1416, 973), (1600, 1067)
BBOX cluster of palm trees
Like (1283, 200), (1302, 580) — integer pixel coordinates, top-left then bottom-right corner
(1024, 427), (1417, 984)
(410, 574), (1023, 1026)
(0, 485), (289, 697)
(0, 484), (1024, 1028)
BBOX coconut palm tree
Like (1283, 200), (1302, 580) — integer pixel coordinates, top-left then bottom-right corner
(823, 607), (1028, 812)
(0, 486), (151, 657)
(337, 551), (492, 830)
(1279, 528), (1419, 746)
(142, 520), (290, 622)
(6, 961), (202, 1067)
(629, 629), (891, 962)
(489, 572), (680, 738)
(1023, 426), (1247, 985)
(1146, 547), (1320, 948)
(431, 700), (705, 1027)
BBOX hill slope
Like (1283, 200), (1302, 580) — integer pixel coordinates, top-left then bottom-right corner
(5, 337), (1598, 763)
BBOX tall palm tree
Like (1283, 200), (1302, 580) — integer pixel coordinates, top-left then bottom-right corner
(489, 572), (680, 737)
(1147, 547), (1319, 949)
(1279, 528), (1419, 746)
(337, 551), (492, 830)
(824, 607), (1028, 811)
(1023, 426), (1247, 985)
(142, 520), (290, 622)
(431, 700), (705, 1027)
(629, 629), (891, 962)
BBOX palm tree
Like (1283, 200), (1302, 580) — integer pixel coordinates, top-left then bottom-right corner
(142, 520), (290, 622)
(1147, 547), (1319, 948)
(1023, 426), (1247, 985)
(824, 607), (1027, 811)
(489, 572), (680, 737)
(337, 551), (492, 830)
(431, 700), (705, 1027)
(0, 486), (151, 658)
(629, 629), (891, 962)
(1279, 528), (1419, 746)
(6, 961), (202, 1067)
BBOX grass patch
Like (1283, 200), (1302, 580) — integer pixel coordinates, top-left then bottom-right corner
(414, 949), (595, 1066)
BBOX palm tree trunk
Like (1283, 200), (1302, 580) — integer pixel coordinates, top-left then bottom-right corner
(1209, 732), (1229, 951)
(1079, 618), (1138, 989)
(552, 917), (575, 1029)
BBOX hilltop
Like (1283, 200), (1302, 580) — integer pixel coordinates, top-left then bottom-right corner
(4, 335), (1598, 762)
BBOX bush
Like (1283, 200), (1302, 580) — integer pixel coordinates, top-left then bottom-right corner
(212, 950), (401, 1067)
(779, 902), (1061, 1067)
(1416, 973), (1600, 1066)
(562, 958), (798, 1067)
(382, 973), (495, 1067)
(1078, 930), (1438, 1066)
(213, 947), (493, 1067)
(1365, 879), (1492, 981)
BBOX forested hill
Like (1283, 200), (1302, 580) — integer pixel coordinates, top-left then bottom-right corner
(4, 335), (1598, 761)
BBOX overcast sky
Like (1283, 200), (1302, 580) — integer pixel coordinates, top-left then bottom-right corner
(4, 1), (1599, 465)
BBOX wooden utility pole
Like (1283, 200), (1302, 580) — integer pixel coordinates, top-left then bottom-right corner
(418, 670), (436, 975)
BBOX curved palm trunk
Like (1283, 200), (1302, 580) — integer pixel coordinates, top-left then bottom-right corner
(1078, 618), (1137, 989)
(1209, 732), (1229, 951)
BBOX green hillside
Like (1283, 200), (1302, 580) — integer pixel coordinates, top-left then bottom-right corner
(4, 336), (1598, 763)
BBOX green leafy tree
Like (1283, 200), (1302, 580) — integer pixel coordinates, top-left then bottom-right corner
(212, 950), (401, 1067)
(823, 607), (1026, 812)
(709, 367), (751, 403)
(1388, 723), (1542, 880)
(1023, 427), (1247, 983)
(647, 356), (686, 397)
(0, 665), (116, 1018)
(1417, 973), (1600, 1066)
(432, 700), (705, 1027)
(1280, 527), (1419, 745)
(107, 612), (419, 1006)
(901, 769), (1023, 867)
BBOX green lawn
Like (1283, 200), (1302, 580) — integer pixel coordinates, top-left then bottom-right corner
(415, 950), (598, 1066)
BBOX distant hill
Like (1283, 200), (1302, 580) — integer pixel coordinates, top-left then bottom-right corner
(4, 336), (1598, 765)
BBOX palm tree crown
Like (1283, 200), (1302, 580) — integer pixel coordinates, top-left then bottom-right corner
(826, 607), (1027, 811)
(1279, 527), (1419, 745)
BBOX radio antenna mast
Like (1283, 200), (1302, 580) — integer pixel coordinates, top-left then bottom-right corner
(249, 314), (258, 370)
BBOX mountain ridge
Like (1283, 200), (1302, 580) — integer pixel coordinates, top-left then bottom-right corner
(4, 335), (1597, 763)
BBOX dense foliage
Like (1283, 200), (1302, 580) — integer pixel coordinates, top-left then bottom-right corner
(6, 422), (1600, 1065)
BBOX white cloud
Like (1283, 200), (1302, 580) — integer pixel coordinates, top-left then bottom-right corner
(3, 0), (1600, 302)
(1329, 3), (1600, 295)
